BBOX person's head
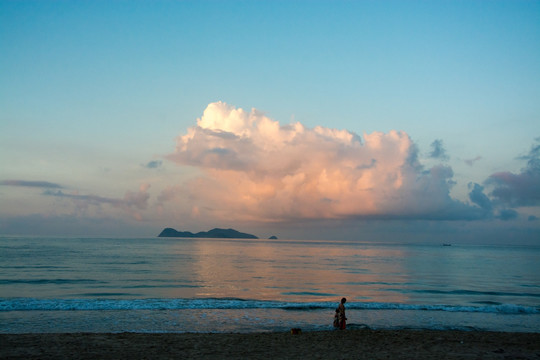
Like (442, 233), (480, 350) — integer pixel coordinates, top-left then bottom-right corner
(341, 297), (347, 304)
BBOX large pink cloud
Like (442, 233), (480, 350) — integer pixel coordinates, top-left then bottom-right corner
(163, 102), (481, 223)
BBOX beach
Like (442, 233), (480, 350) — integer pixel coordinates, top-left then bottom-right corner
(2, 237), (539, 357)
(1, 330), (539, 359)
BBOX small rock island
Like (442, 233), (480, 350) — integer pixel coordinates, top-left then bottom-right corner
(158, 227), (258, 239)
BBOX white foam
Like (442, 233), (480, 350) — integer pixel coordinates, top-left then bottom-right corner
(1, 298), (538, 315)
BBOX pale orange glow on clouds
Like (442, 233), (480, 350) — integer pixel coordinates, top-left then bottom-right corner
(162, 102), (480, 223)
(1, 2), (538, 241)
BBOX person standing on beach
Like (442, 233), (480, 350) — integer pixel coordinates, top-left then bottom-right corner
(337, 297), (347, 330)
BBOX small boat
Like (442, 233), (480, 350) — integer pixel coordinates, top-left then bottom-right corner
(442, 243), (452, 246)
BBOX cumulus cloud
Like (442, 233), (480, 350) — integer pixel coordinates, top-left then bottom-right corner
(428, 139), (449, 161)
(0, 180), (63, 189)
(163, 102), (485, 223)
(487, 139), (540, 207)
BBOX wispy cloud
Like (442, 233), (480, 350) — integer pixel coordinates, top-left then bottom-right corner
(464, 156), (482, 166)
(44, 185), (150, 210)
(0, 180), (63, 189)
(44, 190), (123, 206)
(162, 102), (486, 223)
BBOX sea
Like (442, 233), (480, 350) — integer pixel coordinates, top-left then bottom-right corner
(0, 236), (539, 334)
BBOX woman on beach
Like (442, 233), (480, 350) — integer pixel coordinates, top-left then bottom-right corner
(337, 297), (347, 330)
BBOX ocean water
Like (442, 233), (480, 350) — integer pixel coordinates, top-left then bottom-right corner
(0, 236), (539, 333)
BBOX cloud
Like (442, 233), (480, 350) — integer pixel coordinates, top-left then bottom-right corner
(464, 156), (482, 167)
(487, 139), (540, 207)
(468, 183), (492, 211)
(0, 179), (151, 223)
(144, 160), (163, 169)
(44, 190), (122, 206)
(428, 139), (449, 161)
(0, 180), (63, 189)
(497, 209), (518, 221)
(44, 184), (150, 218)
(163, 102), (486, 223)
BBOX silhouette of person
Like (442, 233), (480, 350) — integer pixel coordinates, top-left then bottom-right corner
(337, 297), (347, 330)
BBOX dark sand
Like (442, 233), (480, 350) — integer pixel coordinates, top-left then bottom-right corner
(1, 330), (539, 359)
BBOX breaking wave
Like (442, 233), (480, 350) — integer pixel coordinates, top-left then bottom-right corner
(1, 298), (538, 315)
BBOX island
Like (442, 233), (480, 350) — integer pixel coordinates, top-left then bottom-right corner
(158, 227), (258, 239)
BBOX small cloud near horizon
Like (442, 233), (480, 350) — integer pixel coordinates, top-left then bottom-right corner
(44, 185), (150, 210)
(0, 180), (63, 189)
(487, 139), (540, 207)
(144, 160), (163, 169)
(43, 184), (151, 221)
(428, 139), (449, 161)
(497, 208), (519, 221)
(464, 156), (482, 166)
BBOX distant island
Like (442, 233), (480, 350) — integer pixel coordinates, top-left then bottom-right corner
(158, 227), (258, 239)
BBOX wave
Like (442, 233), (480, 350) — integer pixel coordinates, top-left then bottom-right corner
(0, 279), (104, 285)
(397, 289), (540, 298)
(1, 298), (538, 315)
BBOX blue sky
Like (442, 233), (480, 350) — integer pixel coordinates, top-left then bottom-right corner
(1, 1), (539, 243)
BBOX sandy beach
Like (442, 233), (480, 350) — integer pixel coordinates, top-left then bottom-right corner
(1, 329), (539, 359)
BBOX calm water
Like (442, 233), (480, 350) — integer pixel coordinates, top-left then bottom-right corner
(1, 236), (539, 333)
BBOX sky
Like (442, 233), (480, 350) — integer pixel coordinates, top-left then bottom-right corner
(1, 0), (539, 244)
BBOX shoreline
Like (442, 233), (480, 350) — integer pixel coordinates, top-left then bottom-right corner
(2, 329), (539, 359)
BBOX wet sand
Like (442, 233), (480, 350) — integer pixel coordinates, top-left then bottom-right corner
(1, 329), (539, 359)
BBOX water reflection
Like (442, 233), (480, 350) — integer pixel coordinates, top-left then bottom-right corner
(187, 238), (410, 303)
(398, 244), (540, 305)
(161, 239), (539, 306)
